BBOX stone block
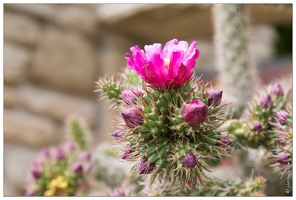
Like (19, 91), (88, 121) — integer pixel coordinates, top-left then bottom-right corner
(4, 86), (18, 108)
(4, 109), (62, 148)
(4, 143), (39, 193)
(55, 5), (98, 36)
(31, 27), (98, 95)
(4, 42), (30, 84)
(4, 11), (42, 46)
(19, 85), (98, 127)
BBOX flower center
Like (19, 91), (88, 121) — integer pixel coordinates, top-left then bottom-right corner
(164, 58), (170, 72)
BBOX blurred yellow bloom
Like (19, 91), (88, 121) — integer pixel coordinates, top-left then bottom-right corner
(44, 175), (68, 196)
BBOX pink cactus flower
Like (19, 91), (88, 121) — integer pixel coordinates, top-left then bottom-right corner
(125, 39), (200, 90)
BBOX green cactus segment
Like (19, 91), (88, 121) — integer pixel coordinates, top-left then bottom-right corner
(68, 117), (89, 150)
(114, 79), (232, 192)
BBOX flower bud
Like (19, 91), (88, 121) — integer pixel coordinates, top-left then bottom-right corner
(276, 110), (289, 125)
(32, 168), (42, 179)
(206, 89), (223, 106)
(260, 95), (273, 109)
(270, 82), (284, 96)
(80, 151), (91, 161)
(122, 88), (143, 105)
(122, 107), (144, 128)
(56, 147), (65, 161)
(186, 179), (197, 188)
(42, 147), (51, 158)
(111, 130), (125, 140)
(72, 163), (83, 174)
(216, 137), (232, 148)
(181, 100), (208, 127)
(182, 152), (197, 168)
(25, 189), (35, 196)
(122, 146), (132, 159)
(139, 157), (155, 174)
(112, 188), (125, 196)
(253, 122), (262, 132)
(276, 152), (290, 165)
(64, 141), (76, 151)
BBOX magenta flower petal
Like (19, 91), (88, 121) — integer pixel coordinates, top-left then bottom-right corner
(126, 38), (200, 90)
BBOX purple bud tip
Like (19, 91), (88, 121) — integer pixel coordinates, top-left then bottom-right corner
(181, 100), (208, 127)
(139, 157), (155, 174)
(276, 110), (289, 125)
(122, 107), (144, 128)
(186, 179), (197, 188)
(122, 88), (143, 105)
(42, 147), (51, 158)
(72, 163), (83, 174)
(32, 168), (42, 179)
(276, 152), (290, 165)
(122, 146), (132, 159)
(65, 141), (76, 151)
(253, 122), (262, 132)
(182, 152), (197, 168)
(25, 190), (35, 196)
(80, 151), (91, 161)
(270, 82), (284, 96)
(216, 137), (232, 148)
(260, 95), (273, 109)
(56, 147), (66, 161)
(112, 188), (125, 196)
(111, 130), (125, 140)
(207, 89), (223, 106)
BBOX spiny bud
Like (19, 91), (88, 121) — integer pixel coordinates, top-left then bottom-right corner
(139, 157), (155, 174)
(182, 152), (197, 168)
(253, 122), (262, 132)
(64, 141), (76, 151)
(121, 88), (143, 104)
(216, 137), (232, 148)
(80, 151), (91, 161)
(270, 82), (284, 96)
(122, 107), (144, 128)
(111, 130), (125, 140)
(72, 163), (83, 174)
(206, 89), (223, 106)
(32, 168), (42, 179)
(42, 147), (51, 158)
(122, 146), (132, 160)
(276, 152), (290, 165)
(276, 110), (289, 125)
(112, 188), (125, 196)
(260, 95), (273, 109)
(56, 147), (65, 161)
(181, 100), (208, 127)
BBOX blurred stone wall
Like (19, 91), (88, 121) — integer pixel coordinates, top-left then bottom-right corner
(3, 4), (292, 196)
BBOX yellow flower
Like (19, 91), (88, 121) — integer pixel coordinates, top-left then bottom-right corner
(44, 175), (68, 196)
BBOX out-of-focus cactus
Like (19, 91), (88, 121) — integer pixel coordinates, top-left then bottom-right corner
(213, 4), (259, 118)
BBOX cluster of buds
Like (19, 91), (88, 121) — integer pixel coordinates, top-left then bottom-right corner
(229, 82), (291, 149)
(97, 39), (234, 192)
(25, 141), (93, 196)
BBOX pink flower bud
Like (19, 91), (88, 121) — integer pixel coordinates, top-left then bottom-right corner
(206, 89), (223, 106)
(32, 168), (42, 179)
(276, 152), (290, 165)
(25, 189), (35, 196)
(216, 137), (232, 148)
(181, 100), (208, 126)
(276, 110), (289, 125)
(80, 151), (91, 161)
(253, 122), (262, 132)
(112, 188), (125, 196)
(56, 147), (65, 161)
(122, 146), (132, 159)
(182, 152), (197, 168)
(139, 157), (155, 174)
(260, 95), (273, 109)
(42, 147), (51, 158)
(270, 82), (284, 96)
(111, 130), (125, 140)
(72, 163), (83, 174)
(186, 179), (197, 188)
(64, 141), (76, 151)
(122, 88), (143, 105)
(122, 107), (144, 128)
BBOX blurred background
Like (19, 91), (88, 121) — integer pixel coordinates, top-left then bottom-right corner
(3, 4), (292, 196)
